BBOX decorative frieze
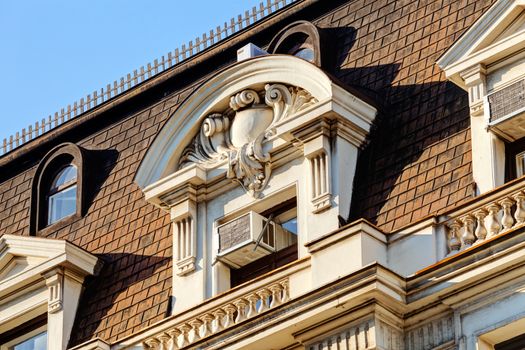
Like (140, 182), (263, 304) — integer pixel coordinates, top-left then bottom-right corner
(405, 315), (454, 350)
(306, 318), (403, 350)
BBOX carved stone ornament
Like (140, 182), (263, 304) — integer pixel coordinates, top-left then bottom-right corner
(179, 84), (317, 197)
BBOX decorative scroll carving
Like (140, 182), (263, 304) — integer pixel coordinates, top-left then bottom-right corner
(178, 84), (317, 197)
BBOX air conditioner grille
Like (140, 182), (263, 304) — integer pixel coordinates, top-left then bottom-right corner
(488, 79), (525, 123)
(218, 213), (251, 252)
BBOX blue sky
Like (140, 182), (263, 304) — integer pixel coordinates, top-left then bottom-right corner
(0, 0), (262, 142)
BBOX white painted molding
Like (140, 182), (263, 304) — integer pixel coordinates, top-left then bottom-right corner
(437, 0), (525, 86)
(135, 55), (377, 191)
(0, 234), (99, 350)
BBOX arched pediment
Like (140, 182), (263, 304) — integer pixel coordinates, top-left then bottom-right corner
(136, 55), (376, 196)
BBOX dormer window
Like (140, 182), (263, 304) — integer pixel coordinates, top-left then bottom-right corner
(136, 54), (377, 313)
(292, 46), (315, 62)
(47, 165), (77, 225)
(30, 143), (86, 235)
(268, 20), (324, 67)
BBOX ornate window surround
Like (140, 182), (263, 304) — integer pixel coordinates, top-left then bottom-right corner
(30, 143), (86, 236)
(437, 0), (525, 194)
(135, 54), (377, 313)
(268, 20), (324, 67)
(0, 234), (99, 350)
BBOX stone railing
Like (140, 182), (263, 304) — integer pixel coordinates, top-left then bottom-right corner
(142, 278), (289, 349)
(443, 177), (525, 256)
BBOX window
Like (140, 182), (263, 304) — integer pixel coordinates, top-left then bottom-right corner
(30, 143), (86, 235)
(516, 151), (525, 178)
(293, 47), (315, 62)
(229, 198), (298, 287)
(268, 20), (323, 67)
(11, 331), (46, 350)
(47, 165), (77, 225)
(504, 136), (525, 181)
(0, 322), (47, 350)
(495, 333), (525, 350)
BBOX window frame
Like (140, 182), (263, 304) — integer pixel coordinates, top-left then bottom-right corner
(268, 20), (324, 67)
(0, 324), (47, 350)
(30, 143), (86, 236)
(46, 164), (78, 226)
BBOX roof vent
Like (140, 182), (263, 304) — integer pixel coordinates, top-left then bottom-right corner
(237, 43), (268, 62)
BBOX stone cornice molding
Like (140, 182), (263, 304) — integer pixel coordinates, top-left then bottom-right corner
(0, 234), (100, 349)
(437, 0), (525, 89)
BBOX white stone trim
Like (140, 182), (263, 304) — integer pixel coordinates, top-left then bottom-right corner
(0, 234), (99, 350)
(135, 55), (376, 190)
(437, 0), (525, 194)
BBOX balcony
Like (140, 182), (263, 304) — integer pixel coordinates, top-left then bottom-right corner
(441, 175), (525, 256)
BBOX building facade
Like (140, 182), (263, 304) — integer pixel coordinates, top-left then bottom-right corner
(2, 0), (525, 349)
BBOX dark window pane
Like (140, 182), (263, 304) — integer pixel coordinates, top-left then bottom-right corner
(48, 185), (77, 225)
(294, 47), (314, 62)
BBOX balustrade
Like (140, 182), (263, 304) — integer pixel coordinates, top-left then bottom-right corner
(445, 189), (525, 255)
(142, 278), (289, 349)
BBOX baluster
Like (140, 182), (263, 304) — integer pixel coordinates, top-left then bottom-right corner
(212, 309), (226, 332)
(269, 283), (283, 308)
(447, 220), (461, 254)
(514, 192), (525, 224)
(166, 329), (181, 350)
(486, 203), (502, 237)
(257, 288), (271, 312)
(474, 209), (488, 242)
(189, 319), (203, 342)
(144, 338), (160, 350)
(460, 215), (476, 248)
(200, 314), (214, 337)
(178, 324), (192, 347)
(500, 198), (515, 230)
(224, 304), (236, 328)
(234, 298), (248, 323)
(280, 279), (290, 303)
(158, 334), (170, 350)
(246, 294), (259, 318)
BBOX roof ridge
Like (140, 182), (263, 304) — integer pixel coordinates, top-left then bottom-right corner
(0, 0), (297, 158)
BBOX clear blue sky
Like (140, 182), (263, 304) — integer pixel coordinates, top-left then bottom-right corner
(0, 0), (262, 142)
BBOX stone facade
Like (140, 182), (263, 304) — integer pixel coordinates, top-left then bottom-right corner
(3, 0), (525, 349)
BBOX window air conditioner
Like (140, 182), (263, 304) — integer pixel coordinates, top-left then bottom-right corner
(487, 78), (525, 141)
(216, 211), (295, 268)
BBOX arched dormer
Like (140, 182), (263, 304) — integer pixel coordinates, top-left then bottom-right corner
(30, 143), (86, 236)
(135, 54), (377, 313)
(267, 21), (323, 67)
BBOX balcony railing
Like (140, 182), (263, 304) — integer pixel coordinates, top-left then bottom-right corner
(442, 176), (525, 256)
(143, 279), (289, 349)
(114, 258), (309, 350)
